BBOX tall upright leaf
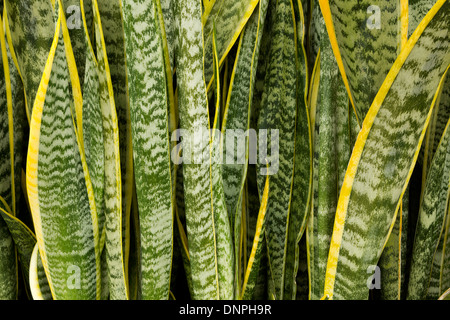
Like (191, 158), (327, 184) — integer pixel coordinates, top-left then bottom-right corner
(175, 0), (219, 300)
(122, 0), (174, 300)
(319, 0), (406, 123)
(26, 8), (101, 300)
(4, 0), (55, 121)
(322, 0), (450, 300)
(407, 118), (450, 300)
(92, 0), (128, 300)
(307, 10), (350, 300)
(256, 0), (297, 300)
(203, 0), (259, 90)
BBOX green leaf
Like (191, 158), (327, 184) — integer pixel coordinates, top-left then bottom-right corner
(79, 0), (106, 251)
(307, 8), (350, 300)
(0, 206), (36, 289)
(203, 0), (260, 90)
(92, 0), (128, 300)
(319, 0), (407, 123)
(0, 209), (16, 299)
(29, 243), (52, 300)
(256, 0), (297, 300)
(283, 0), (312, 300)
(26, 6), (101, 299)
(379, 194), (409, 300)
(407, 118), (450, 300)
(122, 0), (174, 300)
(322, 0), (450, 300)
(211, 24), (235, 300)
(97, 0), (133, 278)
(220, 0), (269, 298)
(175, 0), (219, 300)
(240, 173), (269, 300)
(408, 0), (438, 38)
(4, 0), (55, 122)
(222, 0), (269, 236)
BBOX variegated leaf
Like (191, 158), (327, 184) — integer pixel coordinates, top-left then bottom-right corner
(97, 1), (133, 277)
(407, 118), (450, 300)
(29, 243), (52, 300)
(0, 208), (16, 299)
(256, 0), (297, 300)
(210, 26), (234, 300)
(283, 0), (312, 300)
(322, 0), (450, 300)
(4, 0), (55, 121)
(379, 195), (409, 300)
(240, 174), (269, 300)
(220, 0), (269, 298)
(0, 206), (36, 289)
(122, 0), (174, 300)
(307, 9), (350, 300)
(26, 7), (101, 300)
(319, 0), (406, 123)
(79, 0), (106, 250)
(175, 0), (219, 300)
(92, 0), (128, 299)
(408, 0), (438, 38)
(203, 0), (259, 90)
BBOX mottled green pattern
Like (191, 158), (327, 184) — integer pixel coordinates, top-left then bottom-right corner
(308, 14), (349, 300)
(330, 3), (450, 300)
(0, 211), (16, 300)
(0, 208), (35, 289)
(219, 0), (269, 299)
(0, 27), (26, 221)
(379, 194), (409, 300)
(97, 0), (133, 271)
(62, 0), (87, 88)
(240, 176), (269, 300)
(92, 0), (128, 300)
(203, 0), (258, 88)
(5, 0), (54, 118)
(80, 18), (105, 248)
(407, 118), (450, 300)
(35, 29), (99, 300)
(175, 0), (219, 300)
(328, 0), (403, 121)
(408, 0), (437, 38)
(222, 0), (268, 233)
(256, 0), (297, 300)
(160, 0), (176, 70)
(283, 0), (311, 300)
(122, 0), (174, 300)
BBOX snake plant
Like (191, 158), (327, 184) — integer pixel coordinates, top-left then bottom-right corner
(0, 0), (449, 300)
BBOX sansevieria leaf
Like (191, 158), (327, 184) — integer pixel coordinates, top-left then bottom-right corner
(210, 26), (234, 300)
(322, 0), (450, 300)
(97, 0), (134, 277)
(256, 0), (297, 300)
(4, 0), (55, 121)
(307, 8), (350, 300)
(220, 0), (269, 297)
(122, 0), (174, 300)
(319, 0), (406, 123)
(407, 117), (450, 300)
(283, 0), (311, 301)
(175, 0), (219, 300)
(240, 173), (269, 300)
(203, 0), (259, 90)
(26, 6), (101, 300)
(92, 0), (128, 299)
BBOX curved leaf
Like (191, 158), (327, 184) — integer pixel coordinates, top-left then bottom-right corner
(322, 0), (450, 300)
(26, 7), (100, 300)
